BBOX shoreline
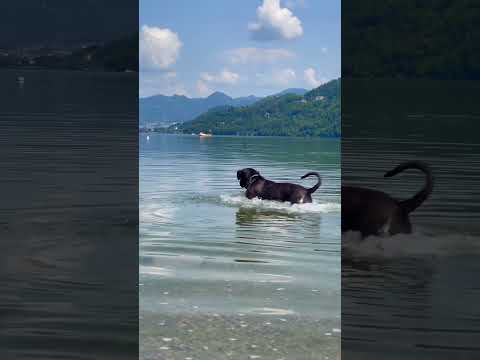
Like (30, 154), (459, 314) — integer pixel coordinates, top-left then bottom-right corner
(0, 66), (138, 74)
(139, 131), (341, 140)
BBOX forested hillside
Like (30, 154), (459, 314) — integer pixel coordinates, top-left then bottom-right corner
(172, 79), (340, 137)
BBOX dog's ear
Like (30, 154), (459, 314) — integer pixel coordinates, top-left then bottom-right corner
(239, 173), (247, 188)
(249, 168), (260, 176)
(237, 169), (247, 188)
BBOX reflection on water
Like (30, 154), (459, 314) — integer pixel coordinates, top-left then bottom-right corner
(235, 207), (300, 225)
(140, 134), (340, 359)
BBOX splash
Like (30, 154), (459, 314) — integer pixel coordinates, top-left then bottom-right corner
(343, 228), (480, 258)
(220, 194), (340, 214)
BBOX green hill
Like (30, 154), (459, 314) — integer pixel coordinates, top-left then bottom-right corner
(67, 34), (138, 71)
(4, 34), (138, 72)
(343, 1), (480, 79)
(171, 79), (340, 137)
(140, 91), (260, 126)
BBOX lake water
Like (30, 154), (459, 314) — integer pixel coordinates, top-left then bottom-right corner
(140, 134), (341, 359)
(342, 80), (480, 359)
(0, 69), (138, 359)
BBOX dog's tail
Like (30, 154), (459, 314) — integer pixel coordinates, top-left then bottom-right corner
(384, 161), (434, 214)
(301, 172), (321, 194)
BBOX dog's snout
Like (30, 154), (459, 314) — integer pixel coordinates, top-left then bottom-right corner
(237, 170), (241, 180)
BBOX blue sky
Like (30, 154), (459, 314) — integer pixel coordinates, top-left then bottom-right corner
(139, 0), (340, 98)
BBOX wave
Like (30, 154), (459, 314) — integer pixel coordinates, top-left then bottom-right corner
(140, 265), (174, 277)
(140, 203), (176, 225)
(343, 228), (480, 258)
(220, 194), (340, 214)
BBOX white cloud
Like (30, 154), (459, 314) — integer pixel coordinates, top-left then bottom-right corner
(303, 67), (326, 88)
(256, 68), (296, 87)
(200, 69), (240, 85)
(226, 47), (295, 64)
(196, 80), (212, 97)
(248, 0), (303, 41)
(140, 25), (182, 70)
(140, 71), (188, 98)
(196, 69), (240, 97)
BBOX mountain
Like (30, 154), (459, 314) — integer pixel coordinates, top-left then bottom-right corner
(205, 91), (232, 105)
(66, 34), (138, 71)
(172, 79), (340, 137)
(2, 34), (138, 72)
(275, 88), (308, 96)
(140, 92), (261, 126)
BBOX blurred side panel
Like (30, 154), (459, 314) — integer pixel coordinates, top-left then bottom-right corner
(0, 1), (139, 359)
(342, 1), (480, 359)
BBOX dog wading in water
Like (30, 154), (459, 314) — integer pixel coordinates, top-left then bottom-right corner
(236, 168), (321, 204)
(342, 161), (434, 238)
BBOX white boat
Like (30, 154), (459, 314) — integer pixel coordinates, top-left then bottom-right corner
(199, 132), (212, 137)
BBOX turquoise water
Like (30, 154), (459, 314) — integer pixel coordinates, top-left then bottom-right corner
(140, 134), (340, 359)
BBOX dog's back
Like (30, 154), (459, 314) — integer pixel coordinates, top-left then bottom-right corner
(342, 161), (433, 237)
(261, 180), (312, 203)
(342, 186), (411, 236)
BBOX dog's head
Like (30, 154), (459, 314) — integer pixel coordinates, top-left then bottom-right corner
(237, 168), (260, 188)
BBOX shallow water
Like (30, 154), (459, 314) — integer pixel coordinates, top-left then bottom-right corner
(140, 134), (341, 359)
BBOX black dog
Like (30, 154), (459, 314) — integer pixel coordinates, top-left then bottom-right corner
(236, 168), (321, 204)
(342, 161), (433, 237)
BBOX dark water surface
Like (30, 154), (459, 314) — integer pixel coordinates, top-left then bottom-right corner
(0, 69), (138, 359)
(140, 134), (341, 359)
(342, 80), (480, 359)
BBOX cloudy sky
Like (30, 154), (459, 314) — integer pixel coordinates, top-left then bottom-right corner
(139, 0), (340, 98)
